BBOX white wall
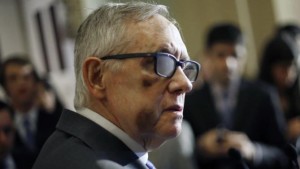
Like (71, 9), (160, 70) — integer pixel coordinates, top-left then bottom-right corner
(20, 0), (61, 75)
(273, 0), (300, 25)
(0, 0), (27, 59)
(80, 0), (108, 18)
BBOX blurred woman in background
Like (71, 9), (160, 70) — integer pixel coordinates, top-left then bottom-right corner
(258, 33), (300, 143)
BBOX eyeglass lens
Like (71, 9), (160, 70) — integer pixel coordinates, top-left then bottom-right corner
(156, 54), (198, 81)
(156, 55), (175, 77)
(183, 62), (198, 82)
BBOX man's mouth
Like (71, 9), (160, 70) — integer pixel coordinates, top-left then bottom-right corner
(165, 105), (183, 112)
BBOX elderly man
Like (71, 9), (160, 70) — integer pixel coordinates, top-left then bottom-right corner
(33, 2), (200, 169)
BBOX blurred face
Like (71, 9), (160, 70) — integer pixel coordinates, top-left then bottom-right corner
(271, 61), (297, 90)
(4, 64), (38, 107)
(205, 43), (246, 86)
(0, 110), (14, 160)
(102, 15), (192, 149)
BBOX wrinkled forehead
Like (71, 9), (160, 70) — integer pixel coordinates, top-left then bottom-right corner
(124, 15), (188, 59)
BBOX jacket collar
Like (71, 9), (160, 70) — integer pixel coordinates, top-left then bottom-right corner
(56, 109), (146, 168)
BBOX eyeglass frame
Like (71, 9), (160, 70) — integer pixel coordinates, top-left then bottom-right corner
(101, 52), (200, 82)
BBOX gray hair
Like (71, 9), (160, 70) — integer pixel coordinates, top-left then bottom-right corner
(74, 2), (178, 109)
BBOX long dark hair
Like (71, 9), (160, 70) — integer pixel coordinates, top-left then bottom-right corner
(258, 34), (298, 86)
(258, 34), (300, 119)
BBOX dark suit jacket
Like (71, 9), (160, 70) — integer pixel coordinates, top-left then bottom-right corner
(12, 101), (62, 169)
(32, 109), (149, 169)
(184, 80), (288, 169)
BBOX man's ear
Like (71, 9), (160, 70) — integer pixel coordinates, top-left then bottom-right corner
(82, 57), (106, 99)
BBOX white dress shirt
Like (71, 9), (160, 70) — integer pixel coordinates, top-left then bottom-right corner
(14, 107), (38, 144)
(210, 77), (240, 127)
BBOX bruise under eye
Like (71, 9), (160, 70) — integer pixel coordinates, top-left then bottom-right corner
(141, 57), (160, 88)
(143, 79), (154, 88)
(141, 57), (155, 71)
(142, 74), (160, 88)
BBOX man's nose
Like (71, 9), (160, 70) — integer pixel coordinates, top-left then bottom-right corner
(169, 67), (193, 94)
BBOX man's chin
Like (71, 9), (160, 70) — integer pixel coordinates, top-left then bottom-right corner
(146, 128), (181, 151)
(142, 121), (182, 150)
(166, 122), (182, 138)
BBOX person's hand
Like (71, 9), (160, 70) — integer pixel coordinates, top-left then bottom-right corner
(197, 129), (256, 161)
(287, 117), (300, 141)
(37, 82), (56, 113)
(221, 131), (256, 161)
(197, 129), (229, 157)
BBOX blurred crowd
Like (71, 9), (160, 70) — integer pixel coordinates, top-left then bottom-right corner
(150, 23), (300, 169)
(1, 23), (300, 169)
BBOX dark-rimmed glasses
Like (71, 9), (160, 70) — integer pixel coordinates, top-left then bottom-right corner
(101, 52), (200, 82)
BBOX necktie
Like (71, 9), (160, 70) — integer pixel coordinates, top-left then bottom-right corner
(221, 90), (232, 128)
(23, 116), (35, 149)
(146, 160), (156, 169)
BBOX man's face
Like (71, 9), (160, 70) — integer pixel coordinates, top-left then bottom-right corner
(4, 64), (38, 106)
(0, 110), (14, 159)
(102, 15), (192, 149)
(205, 43), (246, 86)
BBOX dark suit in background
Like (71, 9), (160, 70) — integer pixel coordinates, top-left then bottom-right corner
(184, 80), (288, 169)
(12, 102), (62, 169)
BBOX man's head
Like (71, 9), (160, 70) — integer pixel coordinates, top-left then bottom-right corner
(204, 23), (246, 86)
(74, 2), (199, 150)
(0, 56), (40, 110)
(0, 101), (14, 160)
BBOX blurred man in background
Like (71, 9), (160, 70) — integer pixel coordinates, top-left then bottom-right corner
(0, 56), (62, 169)
(184, 23), (289, 169)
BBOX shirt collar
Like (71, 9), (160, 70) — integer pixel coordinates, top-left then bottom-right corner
(77, 108), (148, 165)
(211, 76), (240, 94)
